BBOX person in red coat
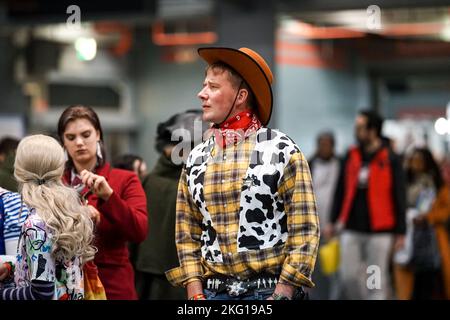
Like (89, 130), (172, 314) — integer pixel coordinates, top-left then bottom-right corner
(57, 105), (148, 300)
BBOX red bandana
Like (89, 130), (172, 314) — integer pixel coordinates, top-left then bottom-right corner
(213, 110), (262, 149)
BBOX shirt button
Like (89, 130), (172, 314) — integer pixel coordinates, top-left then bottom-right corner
(221, 179), (225, 183)
(223, 155), (227, 160)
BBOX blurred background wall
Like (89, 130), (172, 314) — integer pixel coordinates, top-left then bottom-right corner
(0, 0), (450, 166)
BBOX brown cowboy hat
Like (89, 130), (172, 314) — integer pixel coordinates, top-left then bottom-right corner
(198, 47), (273, 126)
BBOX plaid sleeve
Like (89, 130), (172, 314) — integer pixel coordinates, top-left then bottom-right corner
(278, 150), (320, 288)
(165, 167), (205, 287)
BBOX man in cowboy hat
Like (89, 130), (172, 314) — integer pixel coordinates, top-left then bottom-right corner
(166, 47), (319, 300)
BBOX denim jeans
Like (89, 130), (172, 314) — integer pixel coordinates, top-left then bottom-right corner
(204, 288), (275, 300)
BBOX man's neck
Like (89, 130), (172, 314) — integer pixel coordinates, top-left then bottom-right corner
(363, 138), (382, 154)
(318, 154), (334, 161)
(217, 107), (252, 127)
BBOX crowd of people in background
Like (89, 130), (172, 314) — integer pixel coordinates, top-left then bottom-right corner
(309, 111), (450, 300)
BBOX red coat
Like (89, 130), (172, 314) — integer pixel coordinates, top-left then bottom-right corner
(63, 163), (148, 300)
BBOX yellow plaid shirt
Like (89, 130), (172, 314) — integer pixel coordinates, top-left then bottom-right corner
(166, 130), (319, 288)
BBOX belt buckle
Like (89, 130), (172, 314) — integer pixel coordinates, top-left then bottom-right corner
(227, 279), (248, 297)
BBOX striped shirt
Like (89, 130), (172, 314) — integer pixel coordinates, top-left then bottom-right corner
(166, 129), (319, 288)
(0, 188), (29, 254)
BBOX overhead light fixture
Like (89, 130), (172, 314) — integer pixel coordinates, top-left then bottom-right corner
(152, 20), (217, 46)
(279, 19), (366, 39)
(434, 117), (449, 135)
(441, 19), (450, 42)
(74, 37), (97, 61)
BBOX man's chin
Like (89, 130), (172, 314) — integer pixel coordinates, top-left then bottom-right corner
(202, 113), (215, 123)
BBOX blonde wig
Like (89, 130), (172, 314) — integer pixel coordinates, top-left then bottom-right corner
(14, 134), (96, 264)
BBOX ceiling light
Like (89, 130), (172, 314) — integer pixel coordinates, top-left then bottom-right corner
(74, 37), (97, 61)
(434, 117), (448, 135)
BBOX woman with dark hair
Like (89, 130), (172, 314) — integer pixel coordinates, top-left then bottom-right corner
(405, 148), (443, 193)
(57, 105), (148, 300)
(394, 147), (450, 300)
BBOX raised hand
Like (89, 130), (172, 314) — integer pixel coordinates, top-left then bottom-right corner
(80, 169), (113, 201)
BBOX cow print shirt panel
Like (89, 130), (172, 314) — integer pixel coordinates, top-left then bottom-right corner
(185, 128), (303, 260)
(236, 128), (301, 252)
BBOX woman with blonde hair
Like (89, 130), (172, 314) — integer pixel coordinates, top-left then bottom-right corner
(0, 134), (95, 300)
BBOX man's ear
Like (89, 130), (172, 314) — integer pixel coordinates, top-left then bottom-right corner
(237, 88), (249, 105)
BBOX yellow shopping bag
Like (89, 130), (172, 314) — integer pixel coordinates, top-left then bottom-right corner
(319, 238), (340, 275)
